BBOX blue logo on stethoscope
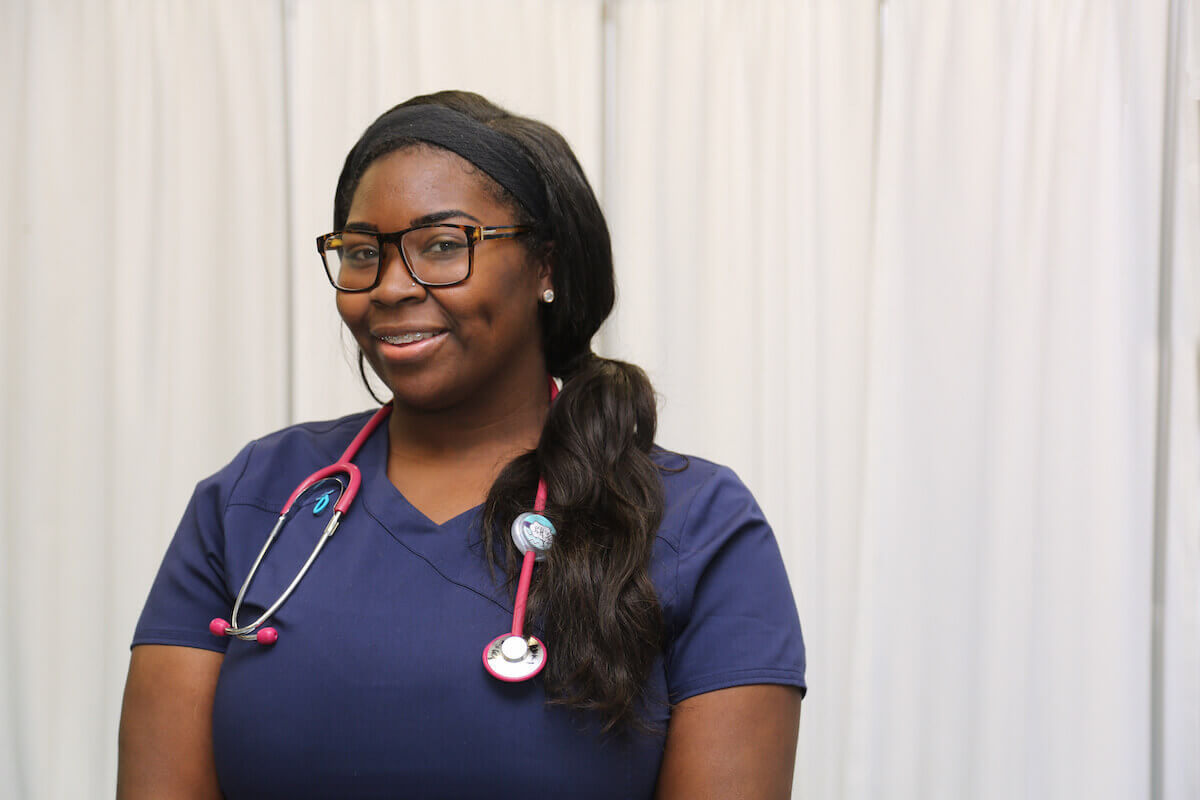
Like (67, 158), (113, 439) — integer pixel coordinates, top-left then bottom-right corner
(312, 491), (332, 516)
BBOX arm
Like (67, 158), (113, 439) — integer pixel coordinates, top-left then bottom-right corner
(655, 684), (802, 800)
(117, 644), (225, 799)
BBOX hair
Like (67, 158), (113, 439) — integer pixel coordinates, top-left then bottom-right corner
(334, 91), (665, 733)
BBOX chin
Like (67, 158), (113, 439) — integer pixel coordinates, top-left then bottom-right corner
(378, 370), (468, 413)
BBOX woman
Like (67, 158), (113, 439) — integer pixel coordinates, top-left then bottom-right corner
(118, 91), (805, 799)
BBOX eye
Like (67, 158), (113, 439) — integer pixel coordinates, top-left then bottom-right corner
(422, 236), (468, 258)
(338, 235), (380, 268)
(344, 245), (379, 264)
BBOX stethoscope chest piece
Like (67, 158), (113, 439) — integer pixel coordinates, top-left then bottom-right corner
(482, 504), (557, 682)
(483, 633), (547, 682)
(511, 512), (555, 560)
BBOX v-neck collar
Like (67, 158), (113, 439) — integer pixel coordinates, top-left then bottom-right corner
(352, 416), (512, 611)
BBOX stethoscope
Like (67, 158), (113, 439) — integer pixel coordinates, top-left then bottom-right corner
(209, 377), (559, 683)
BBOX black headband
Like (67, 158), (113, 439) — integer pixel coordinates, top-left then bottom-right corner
(348, 104), (548, 221)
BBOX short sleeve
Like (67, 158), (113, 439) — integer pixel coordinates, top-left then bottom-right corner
(663, 466), (806, 704)
(131, 442), (256, 653)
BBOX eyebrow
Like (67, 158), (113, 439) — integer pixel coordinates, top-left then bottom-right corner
(413, 209), (482, 226)
(344, 209), (483, 232)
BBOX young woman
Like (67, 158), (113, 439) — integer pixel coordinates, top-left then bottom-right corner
(118, 91), (805, 799)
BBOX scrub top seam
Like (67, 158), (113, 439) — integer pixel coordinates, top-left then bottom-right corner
(654, 534), (679, 554)
(663, 462), (722, 669)
(669, 667), (808, 705)
(221, 440), (259, 520)
(130, 630), (228, 654)
(225, 499), (285, 515)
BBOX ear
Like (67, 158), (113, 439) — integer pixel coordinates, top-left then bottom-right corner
(534, 246), (554, 296)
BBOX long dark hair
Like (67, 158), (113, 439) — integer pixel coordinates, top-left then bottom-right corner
(334, 91), (665, 732)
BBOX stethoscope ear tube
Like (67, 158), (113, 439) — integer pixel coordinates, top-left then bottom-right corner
(210, 377), (560, 683)
(210, 505), (347, 643)
(210, 404), (393, 646)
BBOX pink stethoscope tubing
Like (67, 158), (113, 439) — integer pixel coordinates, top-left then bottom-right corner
(509, 478), (548, 640)
(211, 376), (558, 685)
(210, 402), (393, 644)
(482, 381), (556, 682)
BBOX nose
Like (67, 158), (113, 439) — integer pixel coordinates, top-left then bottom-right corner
(369, 243), (426, 304)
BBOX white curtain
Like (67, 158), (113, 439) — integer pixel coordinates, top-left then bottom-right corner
(858, 2), (1161, 797)
(1, 1), (1196, 798)
(1164, 2), (1200, 797)
(602, 3), (881, 797)
(607, 1), (1197, 798)
(1, 2), (290, 796)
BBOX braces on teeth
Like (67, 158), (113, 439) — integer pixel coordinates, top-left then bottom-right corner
(382, 332), (437, 344)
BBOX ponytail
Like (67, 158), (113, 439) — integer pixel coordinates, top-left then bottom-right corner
(482, 355), (664, 732)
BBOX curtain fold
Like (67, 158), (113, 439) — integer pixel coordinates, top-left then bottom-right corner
(1163, 3), (1200, 794)
(1, 1), (289, 794)
(857, 1), (1165, 797)
(602, 4), (880, 798)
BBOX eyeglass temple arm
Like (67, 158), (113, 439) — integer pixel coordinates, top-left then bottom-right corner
(479, 226), (530, 241)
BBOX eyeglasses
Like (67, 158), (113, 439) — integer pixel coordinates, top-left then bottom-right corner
(316, 224), (530, 291)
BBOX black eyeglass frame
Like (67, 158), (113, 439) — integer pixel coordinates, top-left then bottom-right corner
(315, 224), (530, 292)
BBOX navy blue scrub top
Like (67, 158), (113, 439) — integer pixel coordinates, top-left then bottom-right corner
(133, 411), (806, 799)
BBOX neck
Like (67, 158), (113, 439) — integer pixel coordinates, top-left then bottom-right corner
(385, 368), (551, 468)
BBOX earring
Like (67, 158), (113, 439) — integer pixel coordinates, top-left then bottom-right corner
(541, 289), (555, 303)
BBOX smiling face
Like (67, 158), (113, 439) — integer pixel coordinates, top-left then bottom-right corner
(336, 145), (552, 413)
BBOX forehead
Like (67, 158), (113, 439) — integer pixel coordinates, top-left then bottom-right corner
(347, 145), (514, 226)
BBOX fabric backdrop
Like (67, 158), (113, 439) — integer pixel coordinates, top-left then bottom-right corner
(1, 1), (1196, 798)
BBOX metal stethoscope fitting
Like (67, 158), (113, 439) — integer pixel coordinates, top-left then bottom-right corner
(209, 376), (560, 684)
(481, 504), (557, 682)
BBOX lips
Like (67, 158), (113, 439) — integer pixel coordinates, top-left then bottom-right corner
(371, 324), (449, 344)
(370, 327), (449, 362)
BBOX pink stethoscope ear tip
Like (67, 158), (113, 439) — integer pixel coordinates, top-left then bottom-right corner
(209, 618), (230, 637)
(256, 627), (279, 645)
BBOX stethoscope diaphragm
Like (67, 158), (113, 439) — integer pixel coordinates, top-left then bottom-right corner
(483, 633), (547, 681)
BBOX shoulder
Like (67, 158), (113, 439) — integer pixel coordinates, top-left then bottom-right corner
(651, 447), (762, 553)
(648, 447), (776, 614)
(244, 409), (377, 464)
(647, 447), (806, 701)
(198, 409), (379, 509)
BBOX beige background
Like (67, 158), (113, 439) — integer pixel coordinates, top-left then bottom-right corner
(1, 1), (1198, 797)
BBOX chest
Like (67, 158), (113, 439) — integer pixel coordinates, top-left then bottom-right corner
(210, 501), (668, 799)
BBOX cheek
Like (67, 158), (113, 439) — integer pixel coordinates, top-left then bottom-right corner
(335, 294), (363, 327)
(473, 283), (537, 334)
(449, 268), (533, 326)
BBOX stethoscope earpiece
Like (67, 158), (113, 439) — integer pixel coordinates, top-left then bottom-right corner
(209, 617), (279, 646)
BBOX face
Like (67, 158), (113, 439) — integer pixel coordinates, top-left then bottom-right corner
(336, 146), (552, 412)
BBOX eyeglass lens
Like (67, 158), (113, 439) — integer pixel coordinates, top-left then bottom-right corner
(322, 226), (471, 289)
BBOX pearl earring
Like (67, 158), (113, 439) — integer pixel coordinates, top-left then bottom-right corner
(541, 289), (555, 303)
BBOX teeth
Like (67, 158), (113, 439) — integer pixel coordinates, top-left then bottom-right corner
(381, 332), (438, 345)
